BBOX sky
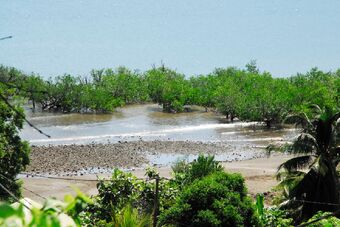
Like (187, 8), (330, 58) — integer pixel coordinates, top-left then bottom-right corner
(1, 0), (340, 78)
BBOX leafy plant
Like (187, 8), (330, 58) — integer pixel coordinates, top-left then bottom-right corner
(255, 194), (293, 227)
(110, 205), (151, 227)
(271, 105), (340, 223)
(0, 86), (30, 202)
(159, 171), (260, 227)
(0, 198), (77, 227)
(172, 154), (223, 186)
(85, 168), (178, 225)
(302, 211), (340, 227)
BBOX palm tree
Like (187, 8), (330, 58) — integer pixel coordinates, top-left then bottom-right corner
(272, 105), (339, 223)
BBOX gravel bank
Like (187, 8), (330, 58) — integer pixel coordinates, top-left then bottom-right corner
(26, 140), (264, 175)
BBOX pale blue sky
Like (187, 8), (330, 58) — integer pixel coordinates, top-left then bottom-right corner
(1, 0), (340, 78)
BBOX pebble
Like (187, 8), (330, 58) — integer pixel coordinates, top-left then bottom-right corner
(26, 140), (264, 175)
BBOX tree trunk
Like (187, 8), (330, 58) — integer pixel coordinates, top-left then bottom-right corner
(230, 114), (234, 122)
(32, 99), (36, 111)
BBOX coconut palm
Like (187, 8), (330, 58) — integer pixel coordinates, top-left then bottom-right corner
(273, 105), (340, 223)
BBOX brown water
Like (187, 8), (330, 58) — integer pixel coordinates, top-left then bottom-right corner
(21, 104), (297, 147)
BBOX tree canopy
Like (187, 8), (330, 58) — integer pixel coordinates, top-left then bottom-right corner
(0, 64), (338, 127)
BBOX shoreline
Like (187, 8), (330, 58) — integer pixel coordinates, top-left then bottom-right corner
(23, 139), (290, 203)
(26, 140), (266, 176)
(22, 154), (292, 203)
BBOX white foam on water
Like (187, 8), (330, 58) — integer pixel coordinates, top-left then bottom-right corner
(26, 114), (73, 120)
(29, 133), (167, 143)
(28, 122), (262, 144)
(220, 131), (238, 135)
(223, 137), (284, 142)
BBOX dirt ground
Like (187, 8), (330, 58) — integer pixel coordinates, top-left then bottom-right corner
(22, 154), (291, 202)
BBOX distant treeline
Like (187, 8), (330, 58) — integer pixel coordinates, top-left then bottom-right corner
(0, 62), (339, 127)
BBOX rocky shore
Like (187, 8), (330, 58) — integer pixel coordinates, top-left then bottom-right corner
(26, 140), (264, 175)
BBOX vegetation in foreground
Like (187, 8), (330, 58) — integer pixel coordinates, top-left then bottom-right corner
(0, 156), (259, 226)
(0, 83), (30, 202)
(1, 155), (339, 226)
(269, 105), (340, 224)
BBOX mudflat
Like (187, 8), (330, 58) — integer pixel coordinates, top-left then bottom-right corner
(26, 140), (264, 175)
(22, 141), (291, 201)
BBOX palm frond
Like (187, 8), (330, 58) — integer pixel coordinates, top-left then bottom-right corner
(310, 156), (330, 176)
(276, 106), (340, 223)
(308, 104), (322, 115)
(276, 170), (306, 198)
(329, 112), (340, 124)
(277, 155), (315, 173)
(284, 113), (312, 128)
(289, 168), (319, 199)
(266, 143), (284, 155)
(335, 118), (340, 130)
(276, 170), (306, 183)
(285, 133), (318, 154)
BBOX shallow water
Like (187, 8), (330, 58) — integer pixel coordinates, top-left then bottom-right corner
(21, 104), (298, 147)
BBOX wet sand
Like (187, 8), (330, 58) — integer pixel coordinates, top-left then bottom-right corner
(22, 154), (291, 203)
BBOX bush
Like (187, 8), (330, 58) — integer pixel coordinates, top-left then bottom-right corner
(158, 171), (260, 227)
(0, 95), (30, 202)
(172, 155), (224, 187)
(261, 207), (293, 227)
(302, 211), (340, 227)
(96, 205), (152, 227)
(86, 168), (178, 225)
(255, 194), (293, 227)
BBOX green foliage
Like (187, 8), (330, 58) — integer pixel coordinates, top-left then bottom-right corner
(0, 199), (77, 227)
(0, 190), (92, 226)
(63, 188), (94, 226)
(302, 211), (340, 227)
(214, 75), (244, 121)
(261, 207), (293, 227)
(145, 67), (191, 113)
(245, 60), (260, 74)
(0, 89), (30, 202)
(85, 169), (178, 225)
(255, 194), (293, 226)
(105, 205), (151, 227)
(159, 171), (260, 227)
(172, 155), (223, 186)
(273, 106), (340, 223)
(189, 75), (217, 111)
(1, 64), (338, 119)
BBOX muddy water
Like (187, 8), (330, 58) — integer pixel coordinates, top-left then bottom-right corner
(20, 104), (300, 169)
(21, 104), (297, 147)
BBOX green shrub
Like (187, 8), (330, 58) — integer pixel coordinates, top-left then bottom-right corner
(158, 171), (260, 227)
(0, 95), (30, 202)
(302, 211), (340, 227)
(255, 194), (293, 227)
(261, 207), (293, 227)
(86, 168), (178, 225)
(95, 205), (151, 227)
(172, 155), (223, 187)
